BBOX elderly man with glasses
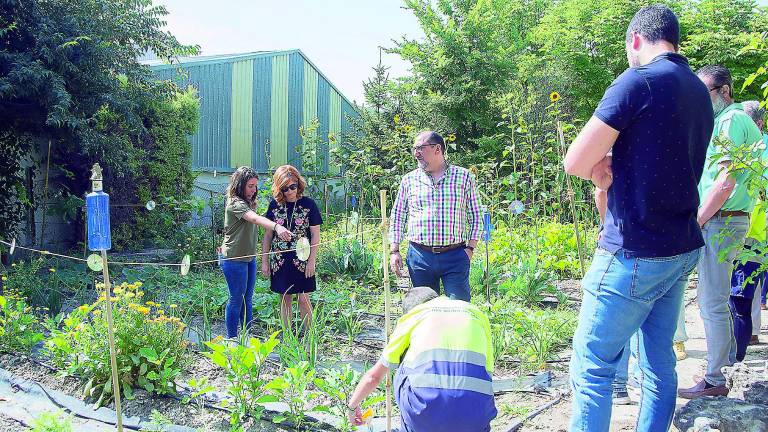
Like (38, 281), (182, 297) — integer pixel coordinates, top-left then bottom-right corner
(678, 65), (765, 399)
(389, 131), (482, 301)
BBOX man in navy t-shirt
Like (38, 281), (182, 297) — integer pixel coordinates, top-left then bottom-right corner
(563, 5), (713, 432)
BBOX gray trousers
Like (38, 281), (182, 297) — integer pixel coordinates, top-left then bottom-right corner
(697, 214), (749, 386)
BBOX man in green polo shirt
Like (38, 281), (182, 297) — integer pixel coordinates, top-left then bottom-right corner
(680, 65), (764, 399)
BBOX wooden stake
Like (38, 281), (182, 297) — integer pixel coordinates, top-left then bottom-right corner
(380, 189), (392, 432)
(100, 251), (123, 431)
(558, 122), (586, 277)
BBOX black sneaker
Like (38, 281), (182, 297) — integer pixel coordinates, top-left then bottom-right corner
(613, 389), (631, 405)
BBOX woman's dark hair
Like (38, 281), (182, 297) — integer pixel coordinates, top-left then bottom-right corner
(227, 166), (259, 208)
(626, 5), (680, 50)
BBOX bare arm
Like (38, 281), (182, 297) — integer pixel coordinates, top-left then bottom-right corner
(261, 227), (274, 272)
(564, 116), (620, 180)
(243, 210), (292, 241)
(309, 225), (320, 260)
(697, 161), (737, 227)
(347, 362), (389, 425)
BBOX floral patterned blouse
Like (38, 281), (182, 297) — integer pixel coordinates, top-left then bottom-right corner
(264, 197), (323, 274)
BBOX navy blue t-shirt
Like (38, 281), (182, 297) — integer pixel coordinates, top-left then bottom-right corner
(595, 53), (714, 257)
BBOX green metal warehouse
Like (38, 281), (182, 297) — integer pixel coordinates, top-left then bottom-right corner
(143, 50), (359, 175)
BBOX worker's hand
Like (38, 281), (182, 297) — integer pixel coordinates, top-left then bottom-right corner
(390, 251), (403, 277)
(591, 155), (613, 191)
(348, 406), (363, 426)
(304, 256), (317, 278)
(275, 224), (293, 241)
(261, 260), (270, 277)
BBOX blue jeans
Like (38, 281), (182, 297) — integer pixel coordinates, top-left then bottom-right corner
(570, 247), (699, 432)
(406, 244), (471, 301)
(219, 257), (256, 338)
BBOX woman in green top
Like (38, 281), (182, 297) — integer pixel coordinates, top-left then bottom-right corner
(220, 166), (292, 339)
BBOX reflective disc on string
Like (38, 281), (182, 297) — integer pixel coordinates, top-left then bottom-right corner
(145, 200), (156, 211)
(9, 238), (16, 256)
(349, 211), (359, 226)
(509, 200), (525, 215)
(86, 253), (103, 272)
(296, 237), (311, 262)
(180, 254), (191, 276)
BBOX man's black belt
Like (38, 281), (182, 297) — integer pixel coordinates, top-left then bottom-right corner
(410, 242), (465, 254)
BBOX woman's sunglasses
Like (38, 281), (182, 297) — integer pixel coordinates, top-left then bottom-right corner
(281, 184), (298, 193)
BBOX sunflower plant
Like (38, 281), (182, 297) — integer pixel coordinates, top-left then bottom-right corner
(45, 281), (190, 407)
(0, 291), (44, 353)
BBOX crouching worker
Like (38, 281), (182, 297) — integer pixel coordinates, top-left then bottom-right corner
(346, 286), (497, 431)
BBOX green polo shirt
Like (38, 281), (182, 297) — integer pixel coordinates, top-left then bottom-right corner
(698, 103), (764, 212)
(221, 197), (258, 262)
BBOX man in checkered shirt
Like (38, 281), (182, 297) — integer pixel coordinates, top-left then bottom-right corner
(389, 131), (482, 301)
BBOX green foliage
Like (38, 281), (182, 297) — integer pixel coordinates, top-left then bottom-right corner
(319, 238), (378, 281)
(0, 0), (199, 248)
(204, 332), (280, 426)
(499, 259), (558, 307)
(4, 258), (65, 315)
(264, 361), (318, 429)
(45, 281), (190, 407)
(313, 365), (364, 432)
(274, 306), (328, 369)
(29, 411), (73, 432)
(0, 292), (44, 353)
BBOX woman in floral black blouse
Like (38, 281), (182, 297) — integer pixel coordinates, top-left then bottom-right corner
(261, 165), (322, 329)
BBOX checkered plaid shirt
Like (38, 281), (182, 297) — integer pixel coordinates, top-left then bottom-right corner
(389, 164), (482, 246)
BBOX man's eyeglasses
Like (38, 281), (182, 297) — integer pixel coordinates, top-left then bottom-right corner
(412, 143), (438, 154)
(708, 85), (725, 93)
(281, 184), (298, 193)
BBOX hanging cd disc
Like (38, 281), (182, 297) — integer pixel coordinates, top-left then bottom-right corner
(349, 211), (359, 226)
(509, 200), (525, 215)
(145, 200), (156, 211)
(87, 254), (103, 272)
(180, 254), (191, 276)
(9, 238), (16, 256)
(296, 237), (311, 261)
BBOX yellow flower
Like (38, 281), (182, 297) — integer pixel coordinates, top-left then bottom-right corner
(11, 263), (16, 267)
(1, 276), (6, 281)
(135, 282), (143, 288)
(158, 309), (165, 315)
(124, 292), (135, 298)
(137, 306), (150, 315)
(447, 133), (457, 142)
(113, 288), (124, 295)
(170, 304), (178, 308)
(49, 268), (56, 273)
(92, 310), (102, 316)
(549, 91), (561, 103)
(212, 335), (224, 343)
(110, 297), (119, 303)
(393, 114), (401, 124)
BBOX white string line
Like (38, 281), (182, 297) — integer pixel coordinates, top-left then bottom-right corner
(0, 224), (383, 268)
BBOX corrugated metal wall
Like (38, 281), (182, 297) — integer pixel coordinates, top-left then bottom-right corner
(148, 50), (357, 174)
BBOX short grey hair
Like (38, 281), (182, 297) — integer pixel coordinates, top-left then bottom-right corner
(742, 100), (766, 125)
(414, 130), (446, 152)
(403, 286), (439, 313)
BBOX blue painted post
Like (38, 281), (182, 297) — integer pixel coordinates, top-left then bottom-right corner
(86, 163), (123, 431)
(482, 206), (493, 303)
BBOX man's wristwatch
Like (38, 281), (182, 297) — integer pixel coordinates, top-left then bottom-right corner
(390, 250), (400, 255)
(347, 404), (358, 413)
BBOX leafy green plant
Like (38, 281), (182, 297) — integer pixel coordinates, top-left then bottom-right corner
(204, 332), (280, 426)
(29, 410), (73, 432)
(314, 365), (375, 432)
(265, 361), (318, 429)
(500, 259), (557, 307)
(336, 297), (365, 347)
(319, 238), (377, 281)
(45, 281), (189, 407)
(275, 306), (328, 369)
(181, 376), (215, 412)
(4, 258), (63, 314)
(510, 308), (576, 370)
(0, 292), (44, 353)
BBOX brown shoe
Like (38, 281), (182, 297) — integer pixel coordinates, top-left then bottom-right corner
(762, 303), (767, 310)
(678, 379), (729, 399)
(749, 335), (760, 345)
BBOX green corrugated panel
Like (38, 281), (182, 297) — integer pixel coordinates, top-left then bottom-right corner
(230, 59), (254, 167)
(270, 54), (289, 168)
(329, 90), (342, 174)
(303, 61), (318, 170)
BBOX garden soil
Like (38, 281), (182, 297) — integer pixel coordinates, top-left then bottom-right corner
(520, 279), (768, 432)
